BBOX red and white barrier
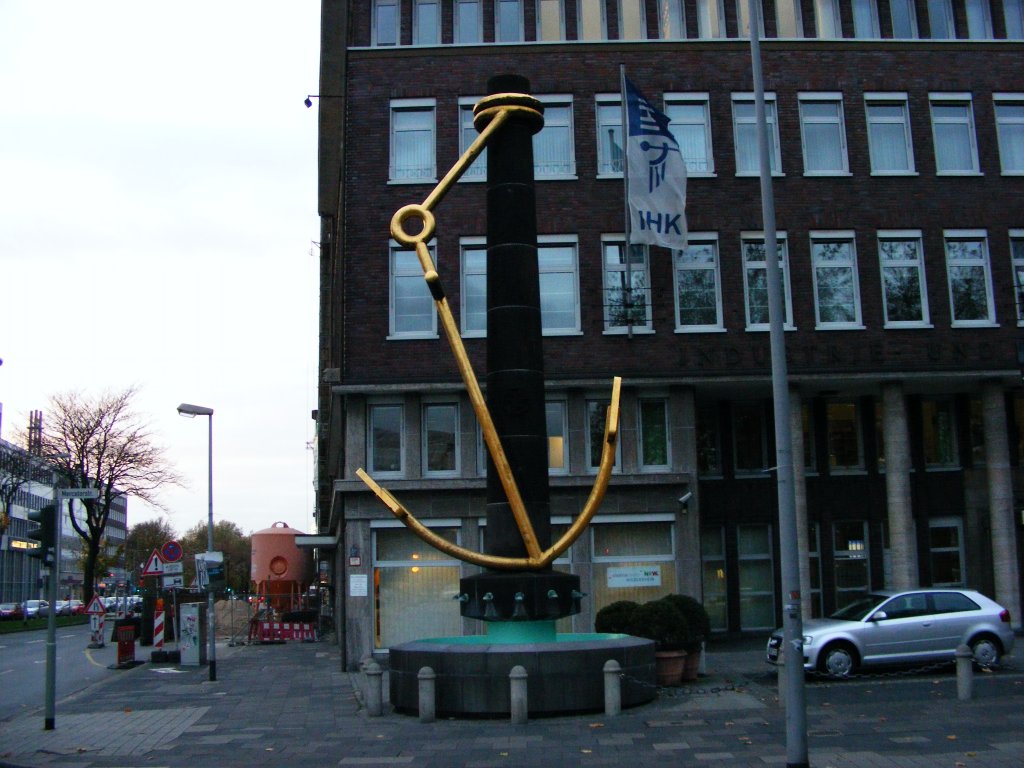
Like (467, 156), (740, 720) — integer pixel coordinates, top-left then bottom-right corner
(153, 610), (165, 649)
(249, 620), (318, 643)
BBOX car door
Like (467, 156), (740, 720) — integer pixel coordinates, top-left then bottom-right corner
(859, 593), (933, 664)
(922, 591), (981, 655)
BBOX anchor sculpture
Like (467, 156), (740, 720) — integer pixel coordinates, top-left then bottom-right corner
(357, 75), (620, 624)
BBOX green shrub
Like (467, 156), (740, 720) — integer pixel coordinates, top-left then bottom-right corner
(659, 594), (711, 651)
(626, 599), (690, 651)
(594, 600), (639, 634)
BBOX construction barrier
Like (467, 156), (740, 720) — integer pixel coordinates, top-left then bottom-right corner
(249, 620), (318, 644)
(116, 622), (137, 667)
(153, 610), (165, 650)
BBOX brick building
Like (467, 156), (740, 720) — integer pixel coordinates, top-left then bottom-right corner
(313, 0), (1024, 666)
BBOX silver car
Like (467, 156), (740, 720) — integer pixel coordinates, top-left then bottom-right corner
(766, 589), (1014, 677)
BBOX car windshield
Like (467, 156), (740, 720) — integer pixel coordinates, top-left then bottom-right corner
(829, 594), (889, 621)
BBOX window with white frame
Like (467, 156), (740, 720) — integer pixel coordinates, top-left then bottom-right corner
(454, 0), (482, 42)
(537, 0), (565, 40)
(1007, 0), (1024, 38)
(701, 528), (728, 629)
(738, 525), (775, 629)
(495, 0), (523, 41)
(799, 94), (849, 174)
(930, 95), (980, 174)
(865, 94), (915, 174)
(460, 238), (487, 336)
(944, 230), (996, 326)
(390, 241), (437, 337)
(546, 400), (569, 474)
(587, 399), (621, 471)
(889, 0), (919, 38)
(602, 237), (652, 332)
(658, 0), (686, 38)
(878, 230), (930, 326)
(665, 94), (714, 174)
(413, 0), (440, 44)
(459, 97), (486, 181)
(674, 234), (724, 331)
(422, 402), (458, 475)
(619, 0), (646, 39)
(926, 0), (954, 38)
(696, 0), (726, 37)
(638, 398), (670, 470)
(811, 233), (863, 328)
(742, 232), (793, 329)
(373, 0), (399, 45)
(922, 398), (958, 467)
(965, 0), (993, 38)
(596, 96), (624, 176)
(733, 94), (781, 175)
(994, 95), (1024, 174)
(368, 403), (404, 475)
(1012, 231), (1024, 325)
(813, 0), (841, 37)
(539, 237), (581, 334)
(578, 0), (607, 39)
(534, 97), (575, 178)
(591, 518), (675, 609)
(929, 517), (965, 585)
(735, 0), (765, 37)
(852, 0), (880, 37)
(390, 100), (435, 182)
(776, 0), (804, 37)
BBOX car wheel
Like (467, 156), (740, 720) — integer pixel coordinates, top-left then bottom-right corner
(969, 635), (1000, 667)
(819, 643), (857, 678)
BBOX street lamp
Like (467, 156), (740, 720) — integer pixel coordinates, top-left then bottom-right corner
(177, 402), (216, 682)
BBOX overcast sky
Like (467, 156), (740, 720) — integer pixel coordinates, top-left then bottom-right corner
(0, 3), (322, 537)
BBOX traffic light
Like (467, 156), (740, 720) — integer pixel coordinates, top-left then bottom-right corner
(26, 504), (56, 566)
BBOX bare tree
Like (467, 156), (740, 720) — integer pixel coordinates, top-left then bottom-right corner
(35, 387), (182, 604)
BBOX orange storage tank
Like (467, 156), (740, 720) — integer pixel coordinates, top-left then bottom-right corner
(251, 521), (313, 613)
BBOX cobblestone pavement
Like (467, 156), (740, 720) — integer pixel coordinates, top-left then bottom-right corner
(1, 637), (1021, 768)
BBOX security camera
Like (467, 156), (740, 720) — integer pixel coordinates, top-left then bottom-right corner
(678, 491), (692, 506)
(304, 97), (313, 108)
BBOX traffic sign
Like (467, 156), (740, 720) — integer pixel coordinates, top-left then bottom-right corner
(141, 549), (165, 576)
(161, 539), (183, 563)
(85, 595), (106, 615)
(163, 561), (183, 575)
(162, 574), (184, 589)
(61, 488), (100, 499)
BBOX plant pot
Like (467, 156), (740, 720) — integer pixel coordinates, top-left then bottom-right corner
(682, 647), (701, 681)
(654, 649), (687, 687)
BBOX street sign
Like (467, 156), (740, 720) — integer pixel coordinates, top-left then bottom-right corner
(162, 561), (183, 575)
(141, 549), (165, 576)
(60, 488), (99, 499)
(85, 595), (106, 615)
(162, 574), (184, 589)
(160, 540), (183, 563)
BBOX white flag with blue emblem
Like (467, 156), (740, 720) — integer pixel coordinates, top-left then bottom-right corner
(625, 77), (687, 250)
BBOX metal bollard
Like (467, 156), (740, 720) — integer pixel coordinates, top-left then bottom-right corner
(509, 665), (528, 724)
(955, 644), (973, 701)
(418, 666), (436, 723)
(603, 660), (621, 717)
(364, 660), (384, 717)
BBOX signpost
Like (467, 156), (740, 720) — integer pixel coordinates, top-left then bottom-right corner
(86, 594), (106, 648)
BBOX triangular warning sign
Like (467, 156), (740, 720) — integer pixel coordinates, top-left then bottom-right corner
(85, 595), (106, 615)
(142, 549), (165, 576)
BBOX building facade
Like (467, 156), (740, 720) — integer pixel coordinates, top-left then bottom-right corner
(314, 0), (1024, 666)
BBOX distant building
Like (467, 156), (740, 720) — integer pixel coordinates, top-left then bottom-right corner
(314, 0), (1024, 666)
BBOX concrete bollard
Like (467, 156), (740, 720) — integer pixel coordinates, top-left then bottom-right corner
(955, 644), (974, 701)
(364, 660), (384, 717)
(603, 660), (621, 717)
(418, 666), (436, 723)
(509, 665), (528, 724)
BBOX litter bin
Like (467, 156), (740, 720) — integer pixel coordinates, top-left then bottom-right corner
(114, 619), (137, 668)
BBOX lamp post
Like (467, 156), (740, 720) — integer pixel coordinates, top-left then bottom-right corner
(177, 402), (216, 681)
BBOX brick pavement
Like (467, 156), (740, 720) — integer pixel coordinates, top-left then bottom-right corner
(1, 637), (1021, 768)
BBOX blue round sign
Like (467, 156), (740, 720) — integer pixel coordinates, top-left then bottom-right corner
(161, 540), (183, 563)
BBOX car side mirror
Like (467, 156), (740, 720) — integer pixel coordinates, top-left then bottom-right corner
(870, 610), (888, 621)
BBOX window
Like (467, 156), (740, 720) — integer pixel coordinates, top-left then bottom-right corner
(373, 0), (399, 46)
(390, 100), (435, 182)
(813, 0), (841, 37)
(587, 399), (620, 471)
(827, 401), (863, 470)
(578, 0), (607, 39)
(733, 94), (781, 175)
(852, 0), (880, 37)
(1012, 231), (1024, 325)
(538, 237), (581, 334)
(965, 0), (993, 38)
(696, 0), (726, 37)
(922, 399), (958, 467)
(1007, 0), (1024, 38)
(808, 523), (823, 617)
(742, 232), (793, 329)
(591, 519), (675, 609)
(619, 0), (646, 39)
(776, 0), (804, 37)
(833, 521), (869, 609)
(423, 403), (458, 475)
(889, 0), (919, 38)
(537, 0), (564, 40)
(455, 0), (482, 42)
(495, 0), (523, 41)
(733, 402), (768, 473)
(944, 230), (995, 325)
(738, 525), (775, 629)
(675, 234), (723, 331)
(460, 238), (487, 336)
(369, 404), (404, 475)
(697, 406), (721, 475)
(735, 0), (764, 37)
(534, 97), (575, 178)
(802, 403), (816, 471)
(811, 232), (863, 328)
(413, 0), (440, 44)
(701, 529), (728, 630)
(926, 0), (954, 38)
(799, 94), (849, 175)
(390, 242), (436, 338)
(459, 97), (486, 181)
(596, 96), (624, 176)
(658, 0), (686, 38)
(994, 95), (1024, 174)
(665, 94), (714, 174)
(878, 231), (930, 326)
(865, 94), (915, 174)
(602, 237), (652, 332)
(546, 400), (568, 474)
(968, 398), (986, 465)
(930, 95), (980, 174)
(638, 398), (670, 470)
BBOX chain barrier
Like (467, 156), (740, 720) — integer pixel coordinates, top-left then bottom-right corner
(803, 655), (1017, 682)
(618, 672), (738, 696)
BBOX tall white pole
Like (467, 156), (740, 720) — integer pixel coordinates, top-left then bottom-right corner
(206, 413), (216, 682)
(747, 1), (807, 765)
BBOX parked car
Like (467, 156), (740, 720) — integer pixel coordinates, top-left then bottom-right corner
(56, 600), (85, 616)
(22, 599), (49, 619)
(766, 588), (1015, 678)
(0, 602), (24, 620)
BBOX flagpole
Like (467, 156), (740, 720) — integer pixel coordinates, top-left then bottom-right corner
(619, 64), (633, 338)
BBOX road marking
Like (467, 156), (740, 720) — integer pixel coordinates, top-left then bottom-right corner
(0, 668), (12, 676)
(84, 648), (107, 668)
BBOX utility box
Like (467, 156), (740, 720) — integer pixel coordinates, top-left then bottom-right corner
(179, 602), (208, 666)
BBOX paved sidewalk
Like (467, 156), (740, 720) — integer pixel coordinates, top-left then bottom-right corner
(1, 637), (1022, 768)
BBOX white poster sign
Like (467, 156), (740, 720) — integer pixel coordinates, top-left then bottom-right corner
(607, 565), (662, 588)
(349, 574), (368, 597)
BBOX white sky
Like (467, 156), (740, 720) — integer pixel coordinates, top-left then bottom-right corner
(0, 3), (323, 537)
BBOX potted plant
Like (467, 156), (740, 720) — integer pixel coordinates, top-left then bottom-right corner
(627, 598), (690, 687)
(660, 595), (711, 681)
(594, 600), (640, 635)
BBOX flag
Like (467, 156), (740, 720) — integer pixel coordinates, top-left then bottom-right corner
(625, 77), (687, 250)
